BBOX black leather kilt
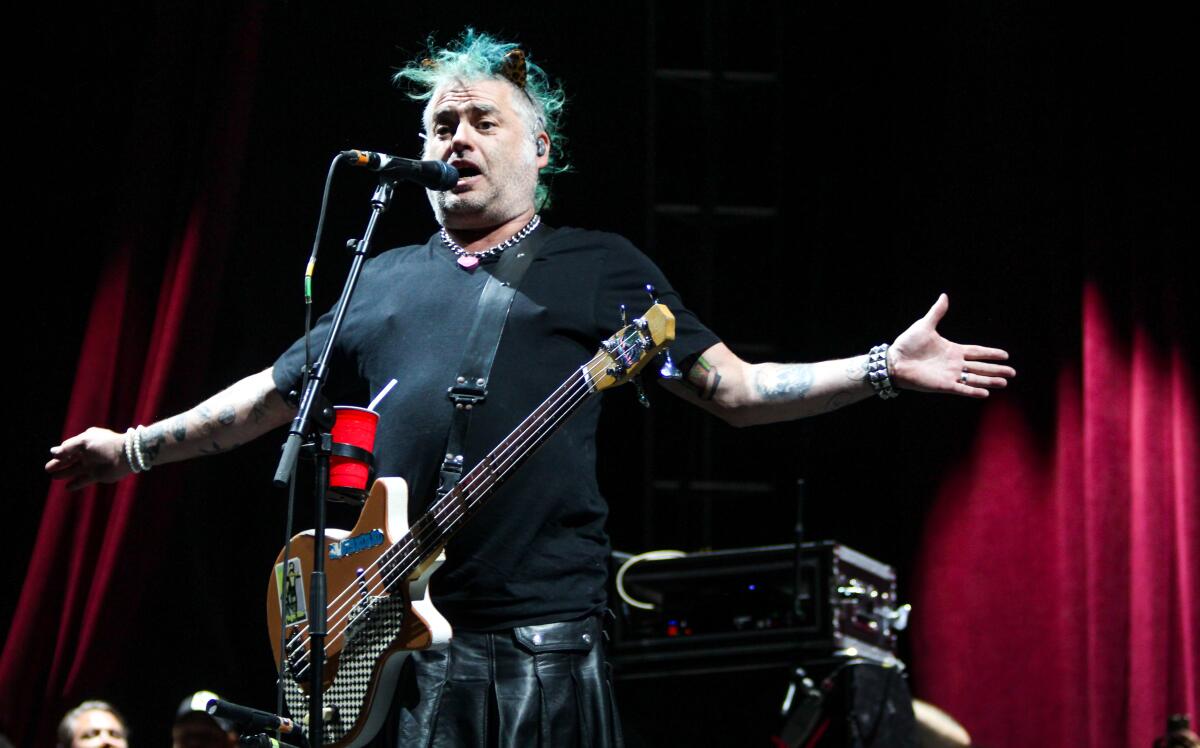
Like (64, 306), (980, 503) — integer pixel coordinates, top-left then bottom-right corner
(378, 616), (623, 748)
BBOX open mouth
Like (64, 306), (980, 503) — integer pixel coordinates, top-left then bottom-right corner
(455, 165), (481, 179)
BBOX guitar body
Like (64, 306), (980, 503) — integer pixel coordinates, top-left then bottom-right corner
(265, 477), (451, 747)
(261, 303), (676, 747)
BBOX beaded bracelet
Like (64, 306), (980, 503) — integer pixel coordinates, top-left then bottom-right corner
(123, 428), (138, 473)
(128, 425), (151, 473)
(124, 427), (145, 473)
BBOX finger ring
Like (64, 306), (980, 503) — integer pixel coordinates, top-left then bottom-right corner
(960, 371), (969, 383)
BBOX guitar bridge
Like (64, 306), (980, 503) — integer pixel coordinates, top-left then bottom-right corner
(285, 626), (307, 683)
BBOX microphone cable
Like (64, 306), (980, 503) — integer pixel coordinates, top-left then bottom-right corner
(276, 152), (340, 736)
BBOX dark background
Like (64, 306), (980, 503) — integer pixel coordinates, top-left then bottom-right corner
(7, 2), (1193, 744)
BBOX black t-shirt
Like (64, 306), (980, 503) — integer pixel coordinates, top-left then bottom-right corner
(273, 226), (719, 630)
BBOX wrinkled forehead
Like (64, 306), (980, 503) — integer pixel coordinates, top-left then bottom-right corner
(423, 76), (537, 130)
(75, 709), (124, 735)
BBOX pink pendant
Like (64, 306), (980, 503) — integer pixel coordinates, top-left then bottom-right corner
(457, 254), (480, 270)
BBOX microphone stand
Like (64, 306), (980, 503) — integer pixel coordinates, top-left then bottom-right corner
(273, 177), (394, 747)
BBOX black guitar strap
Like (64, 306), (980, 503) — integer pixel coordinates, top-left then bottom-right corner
(436, 225), (555, 499)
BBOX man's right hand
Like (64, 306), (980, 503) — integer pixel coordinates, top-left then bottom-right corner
(46, 427), (131, 491)
(43, 367), (294, 492)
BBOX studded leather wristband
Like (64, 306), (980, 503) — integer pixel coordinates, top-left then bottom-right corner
(867, 344), (899, 400)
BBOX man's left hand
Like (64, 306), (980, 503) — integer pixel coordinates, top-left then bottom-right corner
(889, 294), (1015, 398)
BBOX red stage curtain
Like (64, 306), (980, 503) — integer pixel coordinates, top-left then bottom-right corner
(0, 6), (263, 745)
(913, 279), (1198, 746)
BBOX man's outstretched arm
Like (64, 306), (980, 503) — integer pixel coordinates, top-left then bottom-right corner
(45, 367), (295, 490)
(662, 294), (1015, 427)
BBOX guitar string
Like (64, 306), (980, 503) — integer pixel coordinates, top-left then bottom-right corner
(282, 326), (650, 669)
(286, 346), (612, 669)
(286, 351), (607, 673)
(361, 326), (654, 604)
(285, 363), (593, 661)
(282, 321), (650, 656)
(287, 320), (658, 673)
(278, 343), (608, 653)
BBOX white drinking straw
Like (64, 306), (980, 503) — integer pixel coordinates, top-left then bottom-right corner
(367, 378), (398, 411)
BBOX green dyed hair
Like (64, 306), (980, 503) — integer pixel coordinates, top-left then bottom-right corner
(394, 29), (569, 209)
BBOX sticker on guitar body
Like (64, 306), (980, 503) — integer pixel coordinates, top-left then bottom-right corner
(329, 529), (385, 560)
(274, 557), (308, 625)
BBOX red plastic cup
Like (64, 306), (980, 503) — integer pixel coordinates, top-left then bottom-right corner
(329, 406), (378, 497)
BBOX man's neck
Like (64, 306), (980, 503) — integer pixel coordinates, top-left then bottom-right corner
(443, 208), (536, 253)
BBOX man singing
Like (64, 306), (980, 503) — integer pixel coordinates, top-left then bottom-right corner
(46, 29), (1014, 746)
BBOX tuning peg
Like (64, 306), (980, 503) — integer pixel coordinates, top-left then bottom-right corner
(658, 348), (683, 380)
(645, 284), (659, 304)
(619, 303), (629, 326)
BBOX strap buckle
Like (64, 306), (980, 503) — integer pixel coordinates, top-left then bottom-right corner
(447, 379), (488, 408)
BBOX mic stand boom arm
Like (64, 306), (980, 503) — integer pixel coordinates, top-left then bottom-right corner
(272, 178), (394, 748)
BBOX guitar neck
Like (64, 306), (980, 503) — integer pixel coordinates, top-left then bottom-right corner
(379, 363), (599, 583)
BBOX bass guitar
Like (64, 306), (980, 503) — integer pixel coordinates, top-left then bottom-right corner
(265, 302), (676, 747)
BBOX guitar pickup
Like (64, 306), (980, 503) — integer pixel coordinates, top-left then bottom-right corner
(346, 595), (387, 644)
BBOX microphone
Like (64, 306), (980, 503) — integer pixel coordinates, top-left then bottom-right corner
(341, 150), (459, 191)
(206, 699), (300, 736)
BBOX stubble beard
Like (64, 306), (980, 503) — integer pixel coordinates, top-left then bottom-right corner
(427, 150), (538, 230)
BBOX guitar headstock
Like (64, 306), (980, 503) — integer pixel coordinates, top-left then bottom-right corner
(590, 303), (676, 392)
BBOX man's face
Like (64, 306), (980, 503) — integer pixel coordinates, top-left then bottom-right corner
(422, 77), (549, 230)
(71, 709), (127, 748)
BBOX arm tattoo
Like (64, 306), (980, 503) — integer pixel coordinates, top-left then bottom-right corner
(684, 356), (722, 401)
(170, 415), (188, 442)
(754, 364), (815, 401)
(827, 392), (853, 410)
(845, 356), (869, 383)
(199, 440), (239, 455)
(142, 423), (168, 463)
(250, 392), (269, 423)
(195, 404), (216, 437)
(217, 405), (237, 426)
(828, 356), (871, 409)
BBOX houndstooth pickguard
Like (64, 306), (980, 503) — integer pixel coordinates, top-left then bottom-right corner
(281, 593), (408, 747)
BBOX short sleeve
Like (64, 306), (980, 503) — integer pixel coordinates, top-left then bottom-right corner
(272, 305), (362, 404)
(591, 233), (720, 375)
